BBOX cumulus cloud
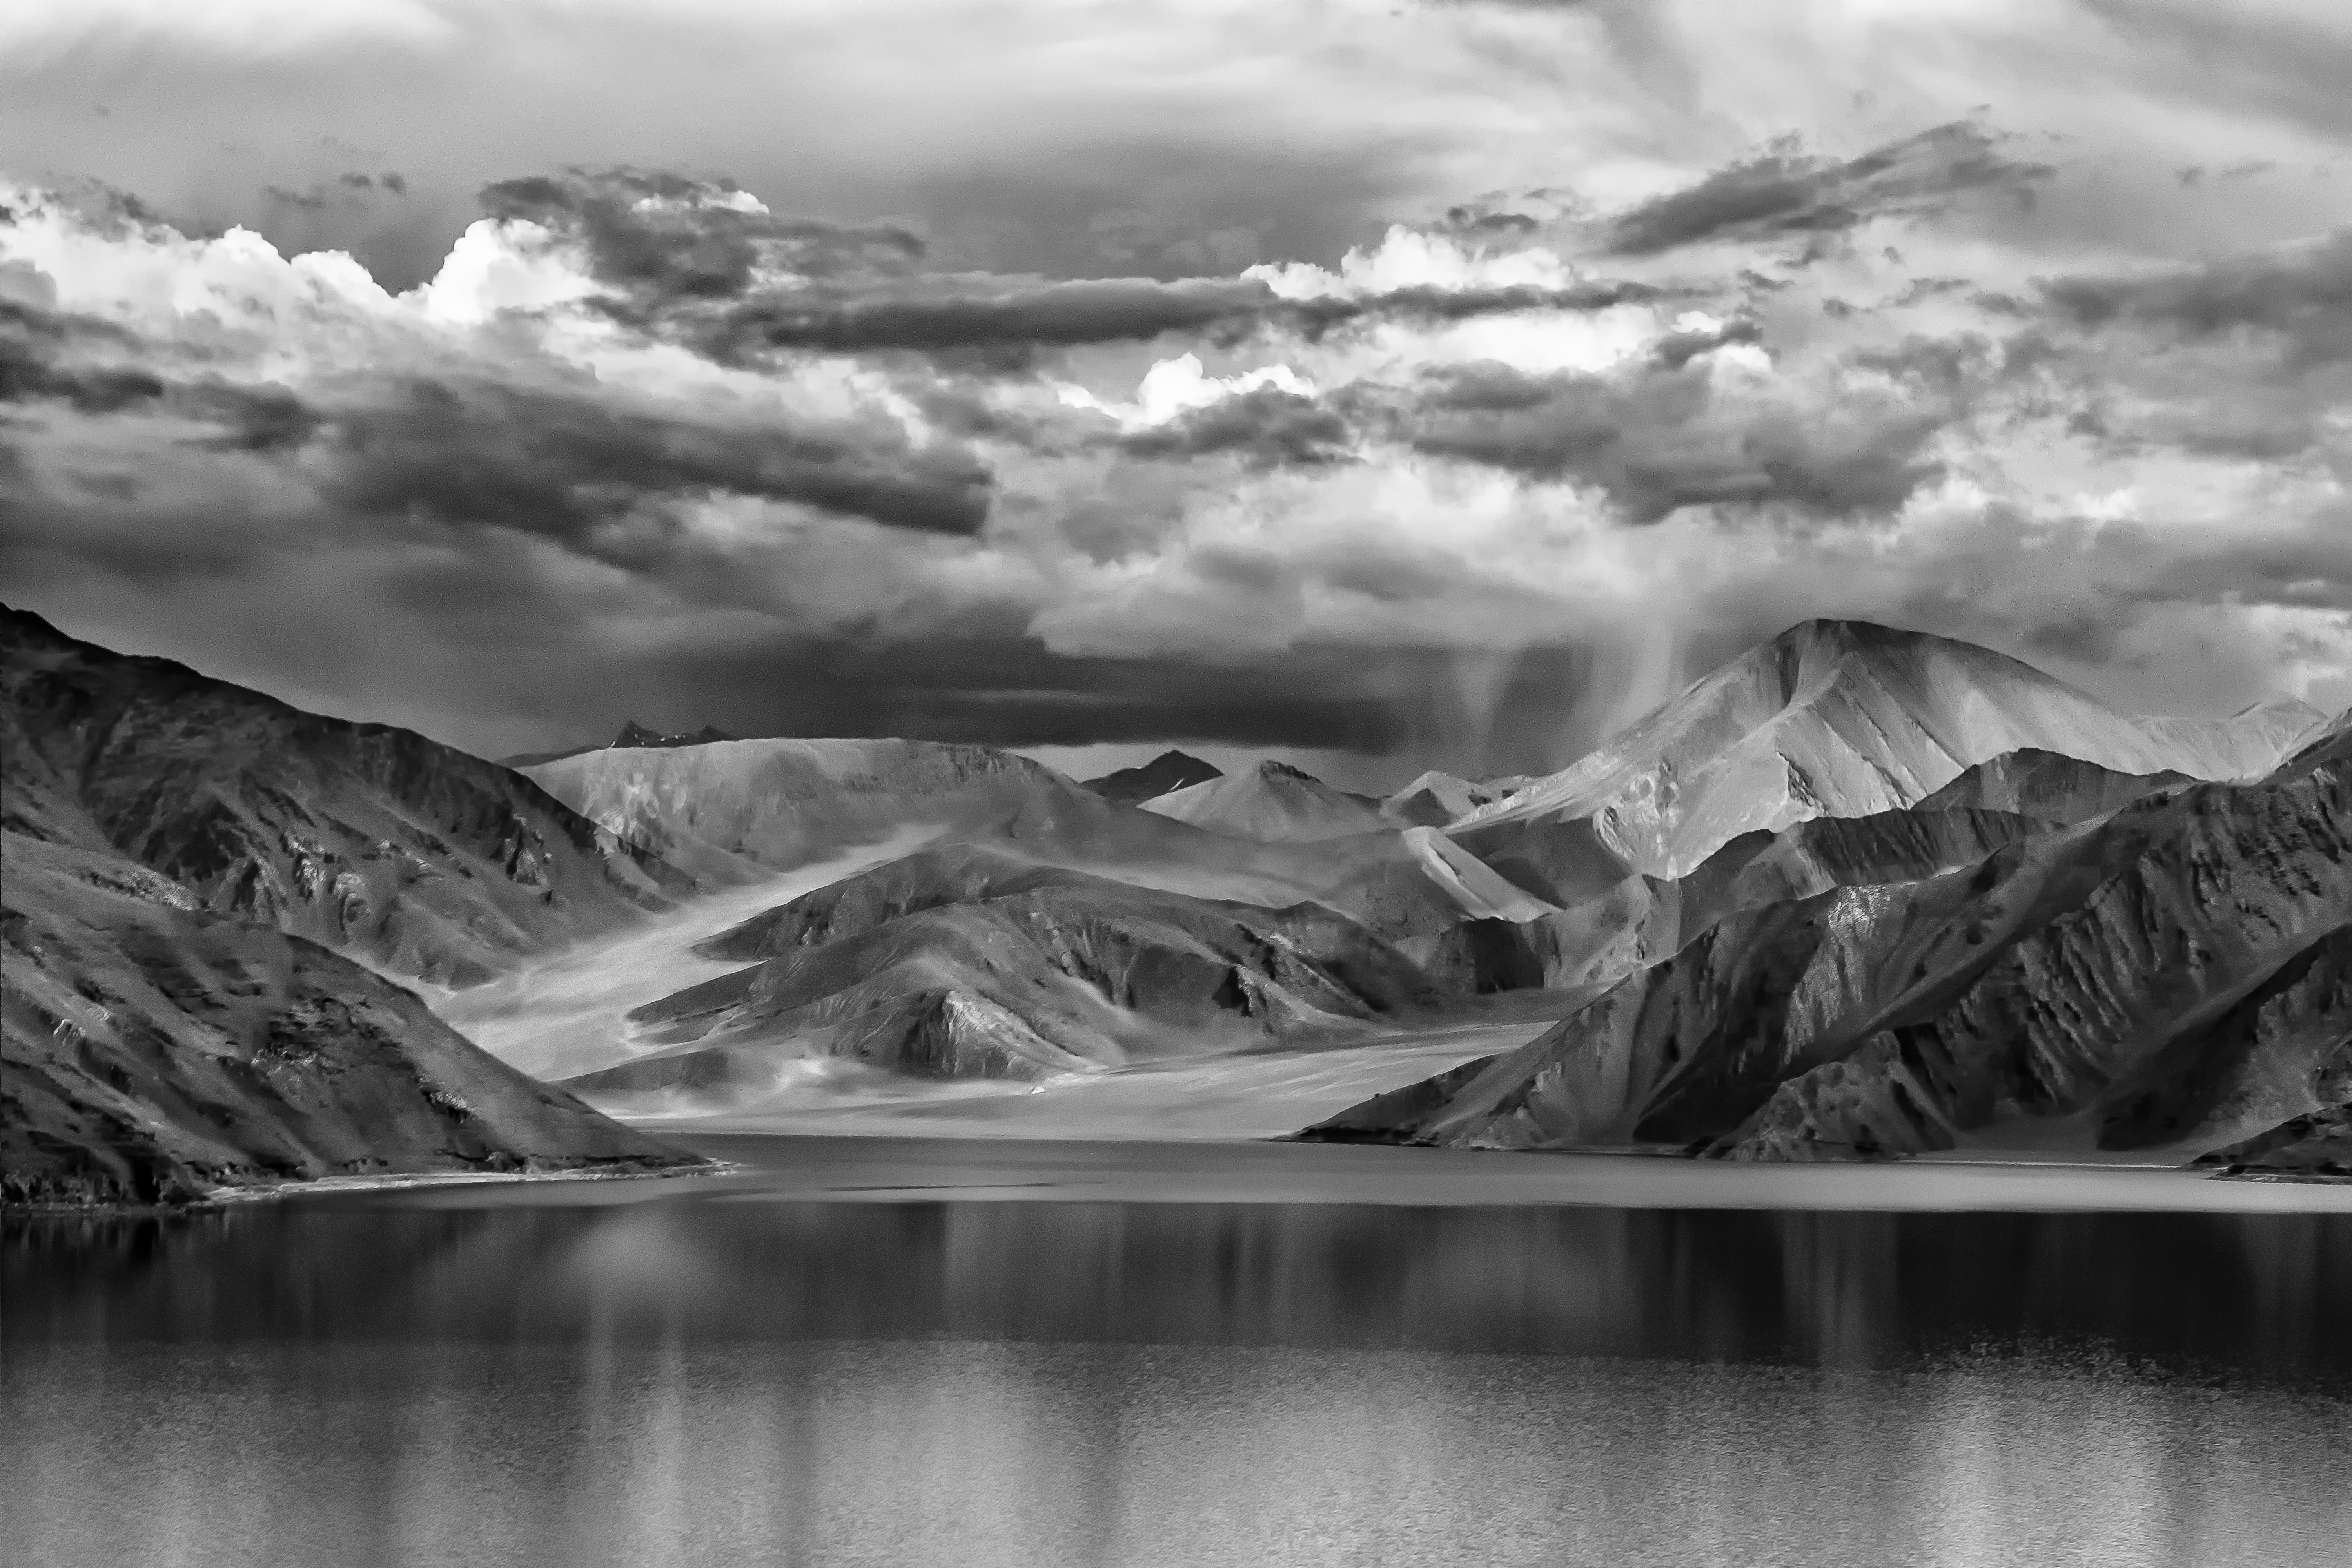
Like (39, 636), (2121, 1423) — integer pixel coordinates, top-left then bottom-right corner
(4, 1), (2350, 773)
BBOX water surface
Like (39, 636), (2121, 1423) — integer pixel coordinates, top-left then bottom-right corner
(8, 1139), (2348, 1568)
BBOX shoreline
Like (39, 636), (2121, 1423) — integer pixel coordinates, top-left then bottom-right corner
(7, 1134), (2345, 1218)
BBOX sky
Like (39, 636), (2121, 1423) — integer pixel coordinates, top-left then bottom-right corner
(4, 0), (2349, 789)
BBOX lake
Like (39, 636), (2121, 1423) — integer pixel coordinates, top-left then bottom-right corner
(7, 1136), (2349, 1568)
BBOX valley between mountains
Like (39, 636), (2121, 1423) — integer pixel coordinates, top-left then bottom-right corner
(5, 605), (2346, 1204)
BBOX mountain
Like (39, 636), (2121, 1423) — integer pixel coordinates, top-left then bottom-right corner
(1449, 619), (2326, 879)
(1381, 771), (1505, 828)
(1303, 730), (2351, 1162)
(3, 834), (699, 1206)
(613, 720), (740, 750)
(3, 607), (693, 987)
(1428, 804), (2044, 995)
(499, 719), (741, 769)
(522, 737), (1309, 885)
(2194, 1103), (2352, 1181)
(557, 844), (1442, 1107)
(1913, 748), (2191, 824)
(1081, 750), (1223, 805)
(1140, 760), (1389, 843)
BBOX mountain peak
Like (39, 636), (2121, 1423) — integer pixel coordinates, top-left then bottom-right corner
(1141, 756), (1387, 842)
(611, 720), (738, 750)
(1452, 619), (2325, 876)
(1080, 748), (1223, 805)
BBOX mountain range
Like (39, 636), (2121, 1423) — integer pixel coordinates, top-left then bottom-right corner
(2, 607), (704, 1203)
(6, 605), (2343, 1201)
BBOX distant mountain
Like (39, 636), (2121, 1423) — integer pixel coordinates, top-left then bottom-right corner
(499, 719), (740, 769)
(1914, 748), (2191, 823)
(1449, 619), (2326, 879)
(1381, 771), (1505, 828)
(3, 606), (693, 987)
(4, 837), (697, 1205)
(1081, 750), (1222, 805)
(1141, 760), (1389, 843)
(522, 737), (1301, 884)
(557, 843), (1441, 1105)
(1303, 728), (2352, 1163)
(2194, 1103), (2352, 1181)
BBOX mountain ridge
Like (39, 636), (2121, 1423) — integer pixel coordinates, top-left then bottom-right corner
(1452, 619), (2325, 879)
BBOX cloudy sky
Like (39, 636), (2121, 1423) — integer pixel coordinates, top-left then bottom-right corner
(4, 0), (2349, 787)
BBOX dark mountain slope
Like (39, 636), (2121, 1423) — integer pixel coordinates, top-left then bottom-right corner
(3, 834), (697, 1206)
(2193, 1103), (2352, 1181)
(499, 719), (741, 769)
(1304, 738), (2351, 1162)
(1914, 748), (2190, 823)
(1081, 750), (1222, 805)
(1429, 805), (2043, 994)
(4, 606), (692, 988)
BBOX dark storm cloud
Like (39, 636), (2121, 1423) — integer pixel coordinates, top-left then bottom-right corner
(481, 167), (926, 306)
(1117, 387), (1357, 469)
(322, 376), (995, 546)
(1277, 280), (1667, 343)
(2039, 229), (2352, 366)
(714, 276), (1271, 355)
(1397, 358), (1947, 522)
(712, 275), (1663, 363)
(0, 299), (321, 450)
(627, 630), (1425, 752)
(1605, 122), (2054, 257)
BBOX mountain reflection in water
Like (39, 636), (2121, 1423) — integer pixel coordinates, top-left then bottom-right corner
(8, 1176), (2350, 1568)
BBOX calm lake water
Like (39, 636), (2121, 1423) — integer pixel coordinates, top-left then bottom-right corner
(7, 1138), (2350, 1568)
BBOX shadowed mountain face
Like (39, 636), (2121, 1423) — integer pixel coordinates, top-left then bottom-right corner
(1142, 760), (1389, 843)
(1914, 748), (2192, 823)
(1452, 620), (2325, 879)
(1433, 805), (2046, 995)
(3, 607), (691, 989)
(557, 844), (1443, 1106)
(2, 836), (698, 1206)
(1305, 731), (2352, 1164)
(501, 720), (742, 769)
(1082, 750), (1223, 806)
(2194, 1103), (2352, 1181)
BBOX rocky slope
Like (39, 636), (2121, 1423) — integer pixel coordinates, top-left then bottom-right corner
(1381, 771), (1506, 828)
(4, 607), (693, 988)
(1303, 729), (2351, 1162)
(2193, 1103), (2352, 1181)
(499, 719), (740, 770)
(1082, 750), (1222, 805)
(1141, 760), (1390, 843)
(3, 833), (698, 1206)
(1432, 804), (2046, 995)
(559, 848), (1443, 1107)
(1450, 619), (2325, 879)
(1913, 748), (2191, 824)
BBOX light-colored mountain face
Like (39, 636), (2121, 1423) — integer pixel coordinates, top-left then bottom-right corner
(1381, 771), (1503, 828)
(528, 738), (1116, 876)
(1451, 619), (2325, 878)
(1141, 761), (1389, 843)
